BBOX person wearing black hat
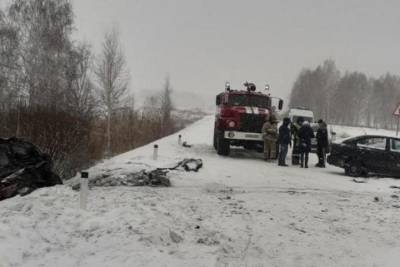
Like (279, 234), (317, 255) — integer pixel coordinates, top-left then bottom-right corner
(316, 119), (329, 167)
(278, 117), (291, 166)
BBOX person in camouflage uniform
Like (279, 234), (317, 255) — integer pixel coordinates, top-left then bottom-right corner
(262, 114), (278, 161)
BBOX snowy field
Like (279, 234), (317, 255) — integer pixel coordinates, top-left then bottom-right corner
(1, 116), (400, 267)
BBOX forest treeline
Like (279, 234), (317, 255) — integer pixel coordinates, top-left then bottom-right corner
(289, 59), (400, 129)
(0, 0), (181, 178)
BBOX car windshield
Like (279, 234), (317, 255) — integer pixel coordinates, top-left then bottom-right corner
(292, 116), (313, 124)
(228, 94), (270, 108)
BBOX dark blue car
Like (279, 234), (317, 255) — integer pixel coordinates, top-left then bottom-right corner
(328, 135), (400, 178)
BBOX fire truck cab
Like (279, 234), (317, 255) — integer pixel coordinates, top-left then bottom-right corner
(213, 82), (283, 156)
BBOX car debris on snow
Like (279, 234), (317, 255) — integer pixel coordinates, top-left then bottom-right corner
(353, 178), (368, 184)
(0, 137), (62, 201)
(168, 158), (203, 172)
(169, 230), (184, 243)
(72, 158), (203, 190)
(182, 141), (192, 148)
(289, 223), (307, 234)
(72, 168), (170, 189)
(197, 236), (220, 246)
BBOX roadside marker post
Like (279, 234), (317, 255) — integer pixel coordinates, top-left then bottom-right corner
(178, 135), (182, 145)
(80, 172), (89, 210)
(393, 103), (400, 136)
(153, 144), (159, 160)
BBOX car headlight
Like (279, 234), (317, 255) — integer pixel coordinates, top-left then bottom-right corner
(228, 121), (236, 128)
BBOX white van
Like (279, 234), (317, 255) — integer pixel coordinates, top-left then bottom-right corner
(288, 108), (335, 154)
(289, 108), (326, 153)
(288, 108), (314, 125)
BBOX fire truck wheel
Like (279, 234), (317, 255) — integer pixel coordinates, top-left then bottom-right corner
(213, 131), (218, 150)
(244, 143), (254, 150)
(217, 133), (230, 156)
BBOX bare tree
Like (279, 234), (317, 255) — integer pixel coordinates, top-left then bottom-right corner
(2, 0), (101, 178)
(66, 43), (96, 117)
(371, 74), (400, 129)
(320, 60), (340, 120)
(331, 71), (369, 125)
(0, 11), (21, 111)
(160, 76), (174, 135)
(290, 59), (400, 129)
(9, 0), (74, 108)
(289, 60), (340, 121)
(95, 28), (129, 157)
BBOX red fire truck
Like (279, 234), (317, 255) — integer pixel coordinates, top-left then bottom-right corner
(214, 82), (283, 156)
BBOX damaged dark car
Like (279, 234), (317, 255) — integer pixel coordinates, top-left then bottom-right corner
(328, 135), (400, 178)
(0, 137), (62, 201)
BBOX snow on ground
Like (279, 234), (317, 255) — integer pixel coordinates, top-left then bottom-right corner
(1, 116), (400, 267)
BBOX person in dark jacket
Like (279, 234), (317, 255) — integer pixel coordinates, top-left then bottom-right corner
(316, 119), (329, 167)
(278, 117), (291, 166)
(298, 120), (315, 168)
(291, 117), (304, 165)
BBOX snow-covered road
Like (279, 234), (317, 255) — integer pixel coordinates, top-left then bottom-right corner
(1, 116), (400, 267)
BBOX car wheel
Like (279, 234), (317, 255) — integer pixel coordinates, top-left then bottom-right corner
(344, 160), (364, 177)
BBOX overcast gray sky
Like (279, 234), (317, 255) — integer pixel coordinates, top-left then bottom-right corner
(71, 0), (400, 102)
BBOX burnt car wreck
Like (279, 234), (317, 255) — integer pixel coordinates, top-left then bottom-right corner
(328, 135), (400, 178)
(0, 137), (62, 201)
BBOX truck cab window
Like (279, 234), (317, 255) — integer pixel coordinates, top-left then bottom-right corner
(228, 95), (269, 108)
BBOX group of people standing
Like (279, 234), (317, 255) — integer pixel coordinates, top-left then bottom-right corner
(262, 114), (329, 168)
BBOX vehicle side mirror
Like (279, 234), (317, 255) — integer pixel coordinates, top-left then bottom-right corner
(278, 99), (283, 110)
(216, 96), (220, 106)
